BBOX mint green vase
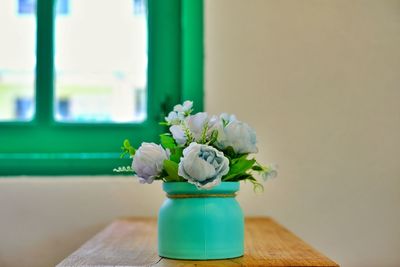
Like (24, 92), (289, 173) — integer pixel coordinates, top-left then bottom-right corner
(158, 182), (244, 260)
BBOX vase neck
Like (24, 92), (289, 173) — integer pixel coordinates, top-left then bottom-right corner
(166, 193), (236, 199)
(163, 182), (240, 195)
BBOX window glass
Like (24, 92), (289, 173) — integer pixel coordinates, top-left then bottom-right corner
(54, 0), (147, 123)
(18, 0), (69, 15)
(0, 0), (36, 121)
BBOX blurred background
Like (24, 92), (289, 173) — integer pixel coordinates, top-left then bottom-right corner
(1, 0), (400, 266)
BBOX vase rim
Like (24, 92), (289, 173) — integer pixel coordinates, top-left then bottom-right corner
(163, 181), (240, 195)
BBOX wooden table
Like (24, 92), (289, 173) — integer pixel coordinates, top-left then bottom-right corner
(56, 217), (338, 267)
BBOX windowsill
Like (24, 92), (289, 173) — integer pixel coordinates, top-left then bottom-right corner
(0, 152), (130, 176)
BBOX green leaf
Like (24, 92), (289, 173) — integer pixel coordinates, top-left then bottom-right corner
(163, 159), (180, 182)
(224, 173), (253, 182)
(222, 117), (229, 127)
(128, 147), (136, 155)
(169, 147), (183, 163)
(242, 175), (264, 192)
(251, 165), (263, 171)
(224, 157), (256, 180)
(120, 151), (128, 159)
(252, 181), (264, 193)
(120, 139), (136, 158)
(200, 123), (209, 144)
(231, 154), (248, 164)
(160, 133), (182, 163)
(160, 134), (176, 150)
(206, 129), (219, 145)
(123, 139), (131, 148)
(153, 173), (166, 181)
(223, 146), (236, 158)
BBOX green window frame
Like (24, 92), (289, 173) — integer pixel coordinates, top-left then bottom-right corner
(0, 0), (204, 176)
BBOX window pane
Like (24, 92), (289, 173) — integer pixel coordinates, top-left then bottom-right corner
(0, 0), (36, 121)
(55, 0), (147, 123)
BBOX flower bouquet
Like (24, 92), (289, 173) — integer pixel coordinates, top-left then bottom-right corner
(115, 100), (277, 260)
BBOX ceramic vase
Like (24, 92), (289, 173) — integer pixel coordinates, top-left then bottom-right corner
(158, 182), (244, 260)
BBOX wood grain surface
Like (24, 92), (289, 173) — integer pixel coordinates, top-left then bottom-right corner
(56, 217), (339, 267)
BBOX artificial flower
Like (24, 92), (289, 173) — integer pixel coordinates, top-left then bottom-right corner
(132, 143), (170, 184)
(178, 142), (229, 189)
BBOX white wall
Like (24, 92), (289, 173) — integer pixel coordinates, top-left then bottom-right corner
(1, 1), (400, 266)
(205, 1), (400, 266)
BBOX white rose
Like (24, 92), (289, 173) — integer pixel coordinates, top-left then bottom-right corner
(220, 113), (237, 125)
(165, 111), (184, 125)
(178, 143), (229, 189)
(216, 119), (258, 154)
(132, 143), (170, 184)
(169, 125), (187, 145)
(185, 112), (209, 140)
(169, 112), (211, 145)
(173, 100), (193, 114)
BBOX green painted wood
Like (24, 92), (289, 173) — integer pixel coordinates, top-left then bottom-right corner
(0, 0), (204, 175)
(0, 153), (131, 176)
(182, 0), (204, 112)
(35, 0), (55, 124)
